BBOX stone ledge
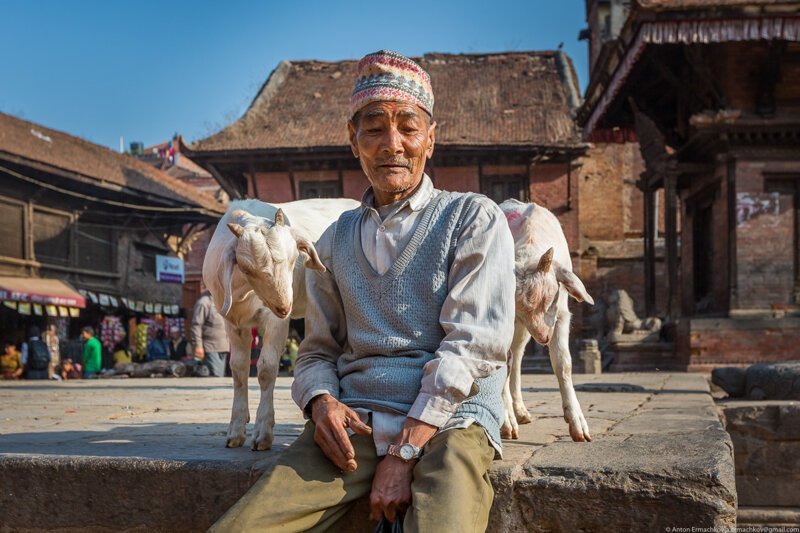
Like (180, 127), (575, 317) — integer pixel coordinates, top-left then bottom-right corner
(0, 374), (736, 532)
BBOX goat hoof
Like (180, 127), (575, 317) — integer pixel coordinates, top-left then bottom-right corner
(515, 411), (532, 425)
(225, 435), (246, 448)
(252, 440), (272, 451)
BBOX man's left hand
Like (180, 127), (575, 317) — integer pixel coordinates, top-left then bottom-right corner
(369, 455), (414, 523)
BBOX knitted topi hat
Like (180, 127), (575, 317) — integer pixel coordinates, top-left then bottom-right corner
(350, 50), (433, 118)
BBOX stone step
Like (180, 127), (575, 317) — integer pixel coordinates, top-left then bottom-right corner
(0, 374), (736, 531)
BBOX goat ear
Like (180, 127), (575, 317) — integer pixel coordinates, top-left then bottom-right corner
(291, 230), (326, 272)
(536, 247), (554, 274)
(274, 209), (286, 226)
(219, 242), (238, 317)
(555, 266), (594, 305)
(227, 223), (245, 238)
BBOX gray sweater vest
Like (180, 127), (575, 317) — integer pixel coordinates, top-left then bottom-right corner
(331, 191), (506, 447)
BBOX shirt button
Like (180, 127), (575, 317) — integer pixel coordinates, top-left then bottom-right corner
(379, 226), (386, 232)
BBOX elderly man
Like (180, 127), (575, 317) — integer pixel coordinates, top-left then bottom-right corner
(210, 50), (515, 533)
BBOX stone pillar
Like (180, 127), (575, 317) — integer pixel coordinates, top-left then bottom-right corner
(664, 168), (680, 320)
(579, 339), (602, 374)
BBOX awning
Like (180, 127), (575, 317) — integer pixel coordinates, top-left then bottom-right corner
(0, 277), (86, 308)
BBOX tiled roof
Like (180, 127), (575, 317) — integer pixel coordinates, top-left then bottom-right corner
(637, 0), (794, 9)
(0, 113), (225, 215)
(190, 51), (583, 153)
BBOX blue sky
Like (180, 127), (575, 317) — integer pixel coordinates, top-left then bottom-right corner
(0, 0), (589, 151)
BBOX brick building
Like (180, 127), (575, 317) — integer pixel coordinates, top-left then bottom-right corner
(136, 137), (228, 325)
(579, 0), (800, 369)
(183, 51), (588, 250)
(0, 112), (225, 357)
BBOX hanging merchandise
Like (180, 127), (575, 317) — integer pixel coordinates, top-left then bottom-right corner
(99, 316), (126, 350)
(163, 317), (186, 338)
(135, 323), (150, 358)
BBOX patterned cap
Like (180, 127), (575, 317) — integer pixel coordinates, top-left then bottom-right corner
(351, 50), (433, 118)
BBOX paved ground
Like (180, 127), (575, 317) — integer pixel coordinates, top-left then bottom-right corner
(0, 373), (736, 532)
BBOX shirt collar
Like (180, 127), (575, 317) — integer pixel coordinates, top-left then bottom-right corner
(361, 174), (434, 213)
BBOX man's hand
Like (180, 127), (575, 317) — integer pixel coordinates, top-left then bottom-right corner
(370, 417), (439, 522)
(310, 394), (372, 472)
(369, 455), (414, 522)
(194, 346), (205, 359)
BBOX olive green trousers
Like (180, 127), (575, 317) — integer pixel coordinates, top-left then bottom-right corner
(208, 421), (496, 533)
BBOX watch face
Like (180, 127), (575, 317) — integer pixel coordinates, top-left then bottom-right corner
(400, 444), (415, 460)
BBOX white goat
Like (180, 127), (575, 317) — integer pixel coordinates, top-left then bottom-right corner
(203, 198), (360, 450)
(499, 199), (594, 442)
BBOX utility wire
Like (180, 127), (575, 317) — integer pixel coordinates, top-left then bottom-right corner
(0, 163), (221, 216)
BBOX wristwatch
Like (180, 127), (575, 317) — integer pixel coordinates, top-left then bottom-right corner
(387, 442), (422, 462)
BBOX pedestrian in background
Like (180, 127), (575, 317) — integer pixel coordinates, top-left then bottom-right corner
(80, 326), (102, 378)
(45, 324), (60, 380)
(23, 325), (51, 380)
(190, 290), (229, 377)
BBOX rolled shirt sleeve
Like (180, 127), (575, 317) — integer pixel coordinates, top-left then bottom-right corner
(291, 223), (346, 413)
(407, 197), (517, 427)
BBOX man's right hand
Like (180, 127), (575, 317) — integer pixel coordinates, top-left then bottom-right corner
(310, 394), (372, 472)
(194, 346), (205, 359)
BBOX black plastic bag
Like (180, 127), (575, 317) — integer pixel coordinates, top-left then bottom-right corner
(373, 514), (404, 533)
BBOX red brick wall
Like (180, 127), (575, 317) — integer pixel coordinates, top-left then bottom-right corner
(342, 169), (371, 199)
(734, 160), (799, 310)
(530, 162), (580, 251)
(717, 42), (800, 115)
(253, 172), (294, 203)
(678, 317), (800, 370)
(433, 165), (480, 193)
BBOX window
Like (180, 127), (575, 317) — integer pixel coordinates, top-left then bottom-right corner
(34, 209), (71, 266)
(482, 175), (527, 204)
(0, 197), (25, 259)
(299, 180), (341, 199)
(77, 223), (114, 271)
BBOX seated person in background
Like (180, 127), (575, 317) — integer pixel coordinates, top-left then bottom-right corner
(112, 342), (133, 366)
(60, 358), (82, 380)
(168, 326), (187, 361)
(147, 329), (169, 361)
(1, 342), (23, 379)
(23, 325), (51, 380)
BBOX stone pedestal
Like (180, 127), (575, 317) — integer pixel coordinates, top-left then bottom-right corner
(606, 338), (678, 372)
(579, 339), (602, 374)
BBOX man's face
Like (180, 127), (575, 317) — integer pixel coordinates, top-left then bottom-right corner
(348, 101), (435, 206)
(81, 331), (90, 341)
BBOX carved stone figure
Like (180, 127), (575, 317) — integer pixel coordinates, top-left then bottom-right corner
(712, 361), (800, 401)
(606, 289), (662, 342)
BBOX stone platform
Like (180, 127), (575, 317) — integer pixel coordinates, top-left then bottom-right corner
(0, 373), (736, 532)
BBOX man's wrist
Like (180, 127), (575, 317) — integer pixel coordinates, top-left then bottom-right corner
(309, 393), (335, 416)
(387, 442), (423, 462)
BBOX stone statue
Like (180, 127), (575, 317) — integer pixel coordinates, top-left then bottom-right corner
(712, 361), (800, 401)
(606, 289), (662, 342)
